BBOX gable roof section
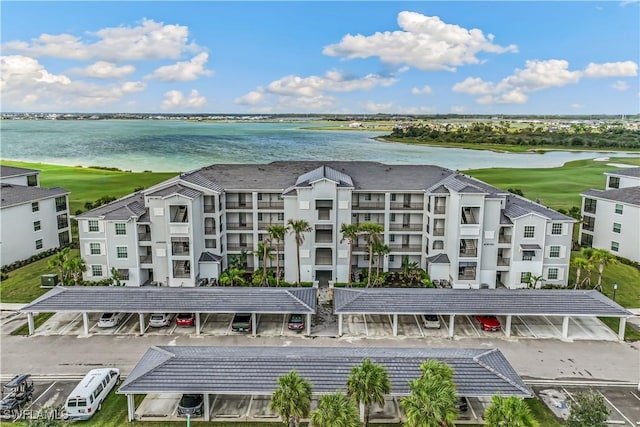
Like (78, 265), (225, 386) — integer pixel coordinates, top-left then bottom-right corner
(180, 171), (224, 193)
(295, 165), (354, 187)
(118, 345), (530, 397)
(75, 193), (146, 220)
(21, 286), (316, 314)
(0, 184), (68, 208)
(426, 253), (450, 264)
(606, 167), (640, 178)
(0, 165), (38, 178)
(582, 187), (640, 206)
(503, 195), (574, 222)
(147, 184), (202, 199)
(333, 288), (632, 317)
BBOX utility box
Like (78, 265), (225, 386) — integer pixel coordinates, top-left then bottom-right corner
(40, 274), (58, 288)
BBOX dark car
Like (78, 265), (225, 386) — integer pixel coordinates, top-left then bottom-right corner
(0, 374), (34, 421)
(455, 396), (468, 412)
(475, 315), (501, 332)
(231, 313), (252, 332)
(176, 313), (195, 327)
(177, 394), (203, 417)
(287, 314), (305, 331)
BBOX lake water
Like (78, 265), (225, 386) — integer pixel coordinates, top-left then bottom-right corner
(1, 120), (637, 172)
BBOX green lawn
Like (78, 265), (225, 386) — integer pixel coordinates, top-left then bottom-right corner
(0, 160), (176, 213)
(466, 157), (640, 211)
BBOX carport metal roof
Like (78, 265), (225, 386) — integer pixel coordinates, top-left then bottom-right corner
(21, 286), (316, 314)
(334, 288), (632, 317)
(118, 346), (531, 398)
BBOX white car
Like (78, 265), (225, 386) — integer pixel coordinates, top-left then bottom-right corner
(97, 312), (126, 328)
(149, 313), (173, 328)
(422, 314), (441, 329)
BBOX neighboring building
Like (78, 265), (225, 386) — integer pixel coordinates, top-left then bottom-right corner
(0, 166), (71, 266)
(77, 162), (574, 289)
(580, 167), (640, 263)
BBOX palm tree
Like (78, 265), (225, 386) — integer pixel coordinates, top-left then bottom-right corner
(268, 224), (287, 286)
(372, 241), (390, 287)
(310, 391), (360, 427)
(340, 223), (360, 287)
(589, 249), (619, 292)
(254, 241), (275, 286)
(287, 219), (312, 285)
(66, 256), (87, 286)
(219, 267), (246, 286)
(359, 222), (384, 287)
(270, 370), (313, 427)
(400, 360), (458, 427)
(346, 358), (391, 426)
(484, 395), (538, 427)
(48, 247), (70, 285)
(571, 256), (589, 289)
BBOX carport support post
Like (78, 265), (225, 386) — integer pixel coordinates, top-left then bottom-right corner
(562, 316), (569, 339)
(448, 314), (455, 338)
(251, 313), (257, 337)
(338, 314), (343, 337)
(195, 312), (201, 335)
(203, 393), (210, 421)
(505, 315), (512, 338)
(139, 313), (146, 336)
(82, 312), (89, 335)
(27, 312), (35, 336)
(392, 314), (398, 337)
(127, 394), (135, 421)
(618, 317), (627, 340)
(306, 313), (311, 336)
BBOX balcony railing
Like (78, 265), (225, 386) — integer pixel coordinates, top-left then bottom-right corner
(226, 202), (252, 209)
(227, 223), (253, 230)
(258, 201), (284, 209)
(432, 228), (445, 236)
(57, 219), (68, 230)
(204, 205), (215, 213)
(173, 270), (190, 278)
(390, 202), (424, 210)
(258, 222), (284, 229)
(204, 227), (216, 235)
(227, 243), (250, 251)
(583, 205), (596, 214)
(315, 236), (333, 244)
(352, 202), (385, 210)
(138, 232), (151, 241)
(459, 249), (478, 257)
(171, 245), (190, 256)
(497, 258), (510, 266)
(458, 271), (476, 280)
(316, 257), (333, 265)
(389, 223), (423, 231)
(140, 255), (153, 264)
(433, 206), (446, 214)
(389, 244), (422, 252)
(498, 235), (512, 243)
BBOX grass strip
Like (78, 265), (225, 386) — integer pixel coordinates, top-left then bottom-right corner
(10, 312), (54, 336)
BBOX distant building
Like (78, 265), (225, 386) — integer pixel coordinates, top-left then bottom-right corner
(580, 167), (640, 263)
(0, 166), (71, 266)
(77, 161), (574, 289)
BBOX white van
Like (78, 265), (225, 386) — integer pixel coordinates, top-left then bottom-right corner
(64, 368), (120, 420)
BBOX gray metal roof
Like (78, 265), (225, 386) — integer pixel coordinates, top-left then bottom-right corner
(147, 184), (202, 199)
(582, 187), (640, 206)
(503, 195), (574, 222)
(0, 165), (38, 178)
(426, 253), (450, 264)
(295, 165), (354, 187)
(76, 192), (146, 220)
(0, 184), (68, 208)
(333, 288), (632, 317)
(520, 244), (541, 250)
(21, 286), (316, 314)
(118, 345), (530, 397)
(199, 252), (222, 262)
(607, 167), (640, 178)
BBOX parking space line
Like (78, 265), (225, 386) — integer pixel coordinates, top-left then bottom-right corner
(467, 398), (478, 421)
(598, 390), (635, 426)
(569, 317), (591, 337)
(114, 314), (133, 334)
(364, 314), (369, 337)
(543, 316), (562, 335)
(29, 381), (56, 406)
(562, 387), (577, 404)
(280, 315), (286, 336)
(414, 315), (425, 338)
(631, 390), (640, 402)
(466, 315), (481, 336)
(201, 313), (211, 330)
(59, 313), (82, 335)
(517, 316), (538, 338)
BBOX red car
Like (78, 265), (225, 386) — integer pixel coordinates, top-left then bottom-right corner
(176, 313), (195, 327)
(475, 315), (501, 332)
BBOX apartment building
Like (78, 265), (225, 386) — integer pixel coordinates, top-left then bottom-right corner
(77, 162), (574, 289)
(580, 167), (640, 262)
(0, 166), (71, 266)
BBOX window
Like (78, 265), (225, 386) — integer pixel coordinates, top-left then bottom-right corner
(551, 223), (562, 235)
(258, 234), (264, 241)
(615, 204), (623, 214)
(35, 239), (43, 250)
(257, 213), (263, 221)
(548, 268), (559, 280)
(580, 233), (593, 247)
(549, 245), (560, 258)
(520, 272), (530, 284)
(88, 220), (99, 232)
(391, 194), (396, 201)
(613, 222), (621, 233)
(364, 213), (371, 221)
(277, 213), (284, 221)
(116, 246), (128, 259)
(257, 193), (263, 200)
(92, 265), (103, 277)
(90, 243), (101, 255)
(522, 251), (535, 261)
(115, 223), (127, 235)
(608, 176), (620, 189)
(523, 226), (535, 238)
(389, 255), (395, 262)
(389, 235), (395, 242)
(58, 232), (70, 247)
(31, 202), (39, 212)
(27, 175), (37, 186)
(33, 221), (41, 232)
(364, 194), (371, 201)
(611, 241), (619, 252)
(57, 214), (68, 230)
(584, 198), (597, 214)
(582, 216), (595, 231)
(117, 269), (130, 280)
(55, 196), (67, 212)
(390, 213), (396, 222)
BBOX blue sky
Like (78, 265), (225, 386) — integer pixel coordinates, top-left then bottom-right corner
(1, 1), (638, 114)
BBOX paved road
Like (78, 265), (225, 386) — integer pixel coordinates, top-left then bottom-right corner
(1, 329), (639, 384)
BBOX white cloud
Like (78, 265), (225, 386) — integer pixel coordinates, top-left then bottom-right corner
(1, 54), (146, 110)
(146, 52), (213, 82)
(570, 103), (584, 109)
(583, 61), (638, 78)
(453, 59), (639, 104)
(234, 89), (265, 105)
(364, 101), (395, 113)
(451, 105), (467, 113)
(411, 85), (432, 95)
(612, 80), (630, 91)
(323, 11), (517, 71)
(2, 19), (200, 61)
(161, 89), (207, 110)
(71, 61), (136, 79)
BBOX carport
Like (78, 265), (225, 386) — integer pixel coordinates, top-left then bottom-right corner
(333, 288), (633, 340)
(118, 345), (531, 422)
(20, 286), (316, 336)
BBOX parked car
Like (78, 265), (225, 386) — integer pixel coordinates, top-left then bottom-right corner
(287, 314), (305, 331)
(177, 394), (203, 417)
(98, 312), (126, 328)
(475, 315), (501, 332)
(176, 313), (195, 327)
(455, 396), (468, 412)
(0, 374), (34, 421)
(422, 314), (441, 329)
(149, 313), (173, 328)
(231, 313), (252, 332)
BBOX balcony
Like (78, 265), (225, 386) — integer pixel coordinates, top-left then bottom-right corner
(138, 232), (151, 241)
(171, 243), (190, 256)
(389, 244), (422, 252)
(204, 205), (215, 213)
(258, 222), (283, 230)
(497, 258), (510, 266)
(205, 227), (216, 235)
(226, 202), (252, 209)
(498, 235), (512, 243)
(459, 248), (477, 257)
(432, 228), (445, 236)
(433, 206), (446, 215)
(389, 223), (423, 231)
(227, 223), (253, 230)
(140, 255), (153, 264)
(258, 201), (284, 209)
(390, 202), (424, 210)
(352, 202), (385, 210)
(227, 243), (250, 251)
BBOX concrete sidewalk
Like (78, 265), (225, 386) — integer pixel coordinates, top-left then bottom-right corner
(0, 303), (26, 311)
